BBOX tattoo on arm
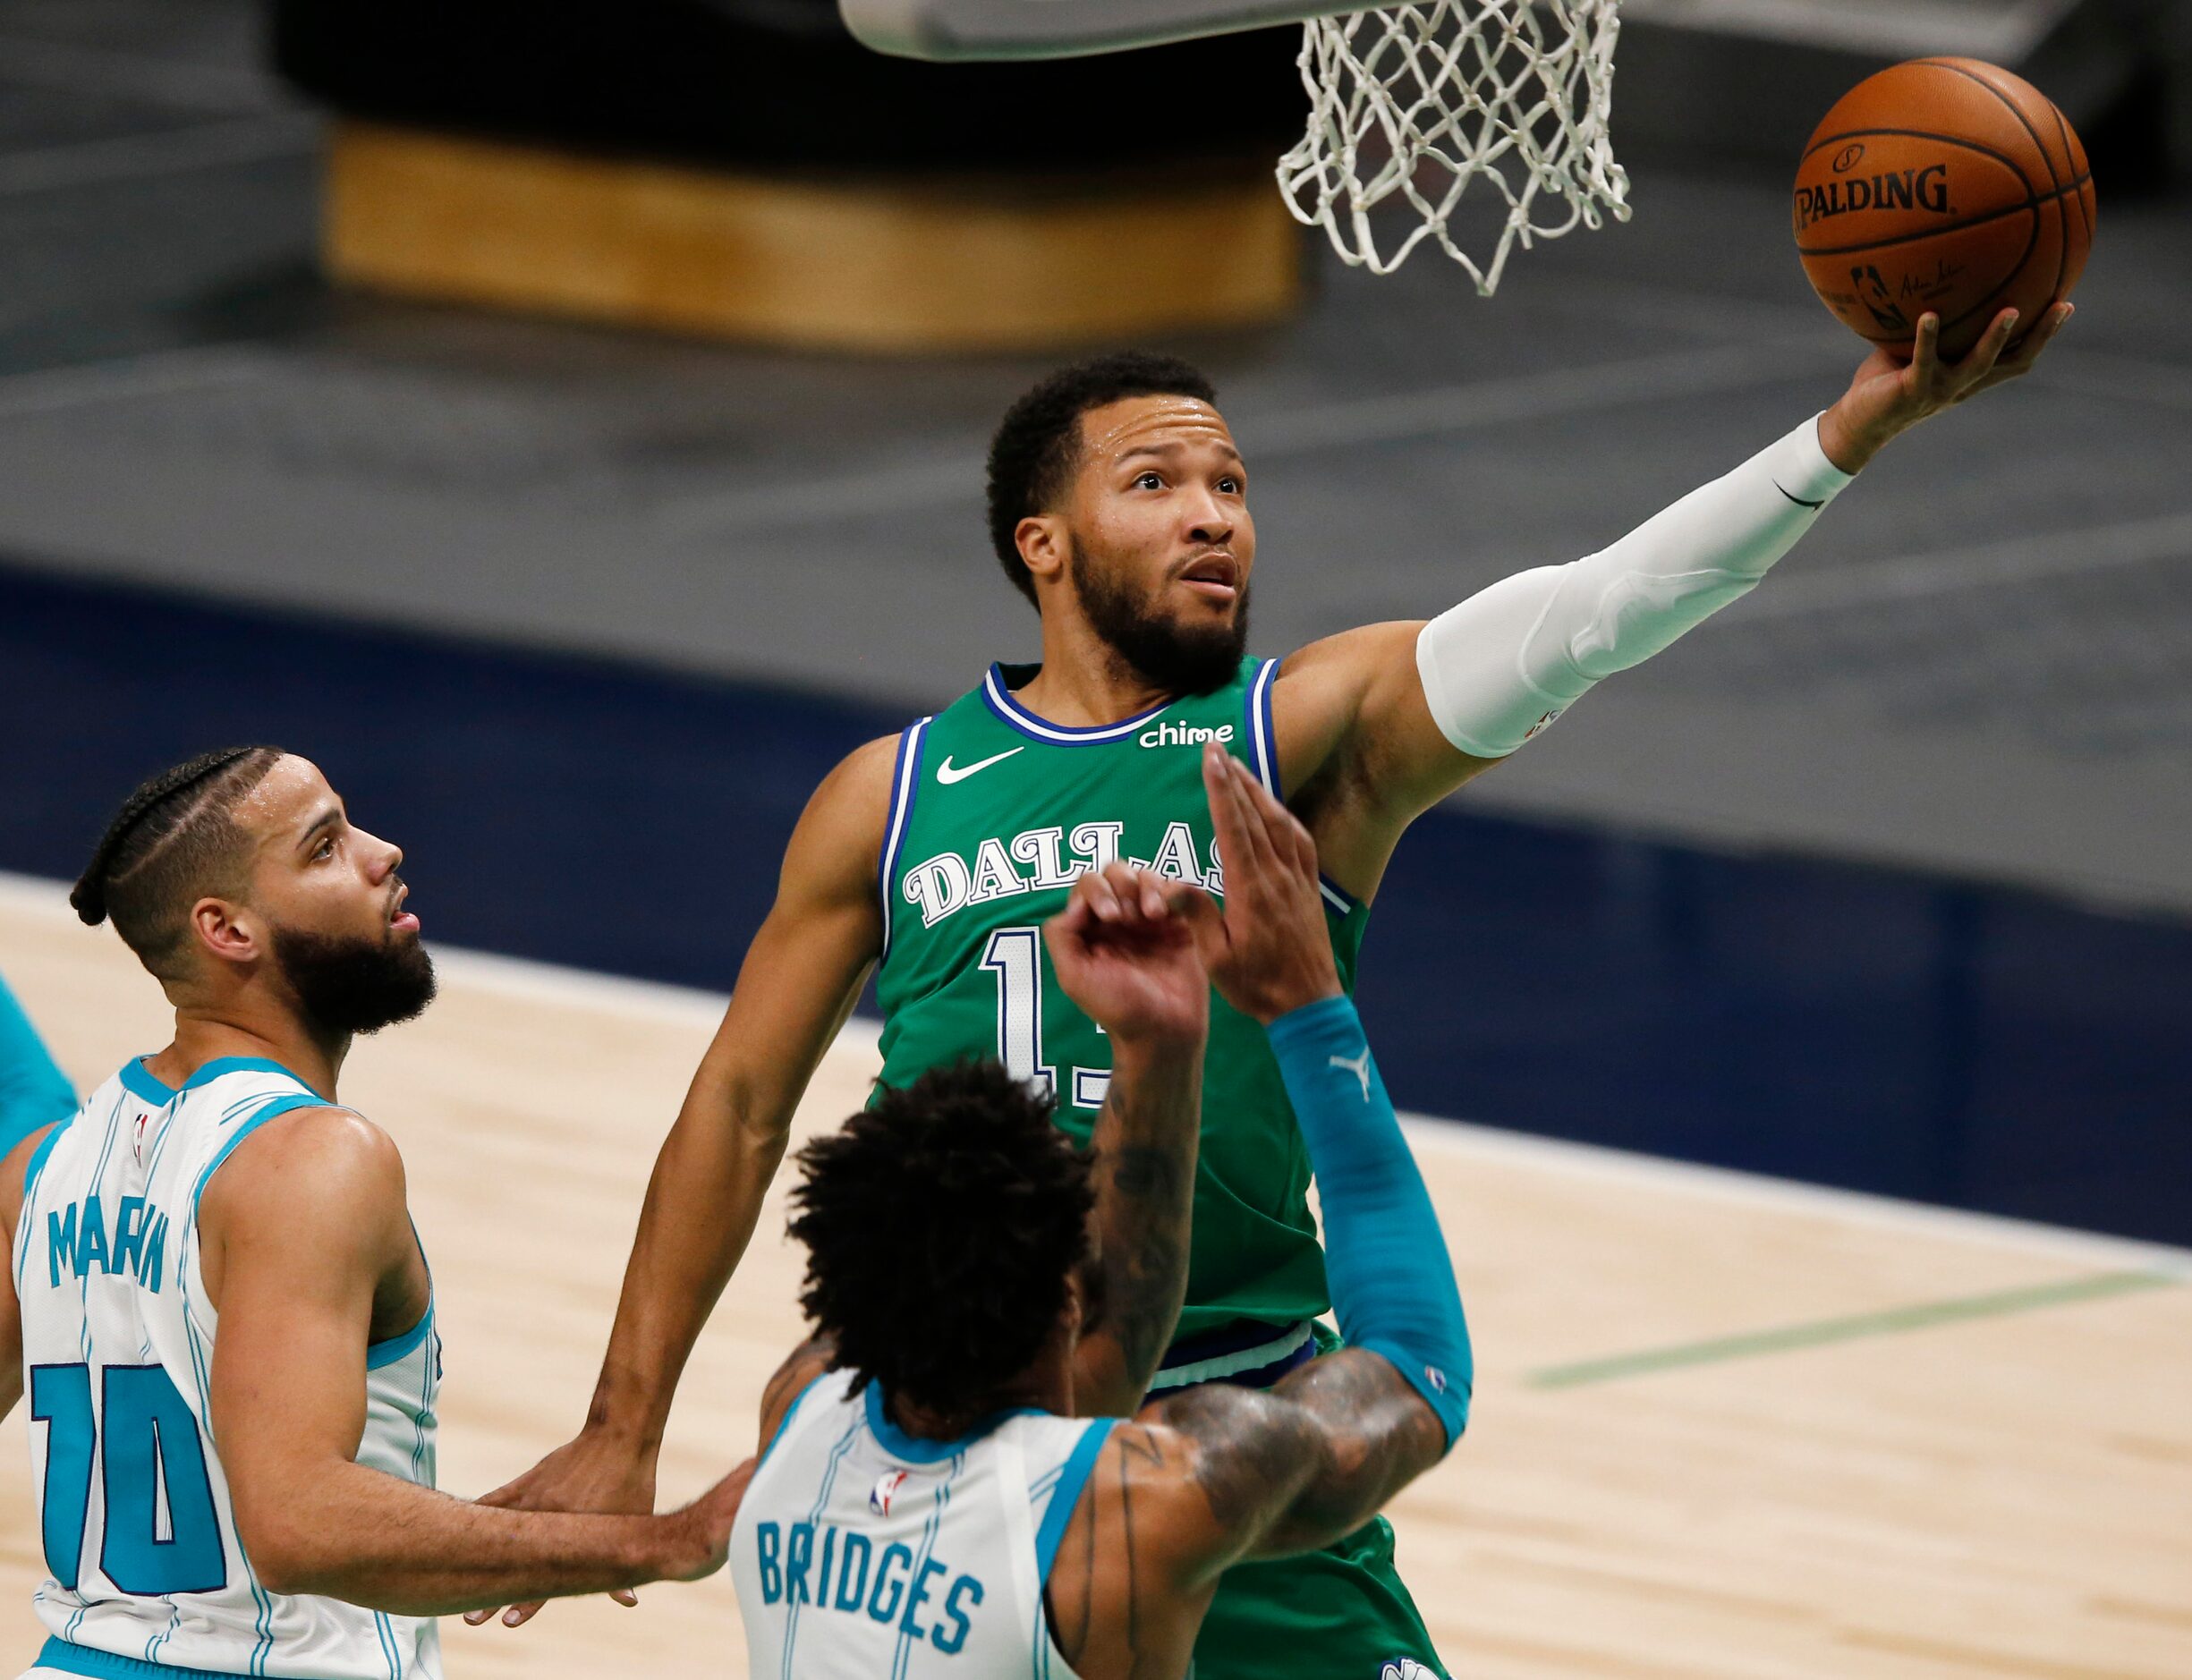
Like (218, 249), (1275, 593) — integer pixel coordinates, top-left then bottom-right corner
(1090, 1141), (1189, 1391)
(1074, 1042), (1201, 1413)
(1161, 1350), (1449, 1571)
(1049, 1425), (1176, 1677)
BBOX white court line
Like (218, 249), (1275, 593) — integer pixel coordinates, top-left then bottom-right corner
(1732, 509), (2192, 621)
(9, 867), (2181, 1280)
(0, 344), (281, 421)
(0, 115), (318, 198)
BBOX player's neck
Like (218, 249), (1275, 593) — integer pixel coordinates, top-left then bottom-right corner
(1015, 613), (1174, 727)
(888, 1328), (1075, 1441)
(149, 1001), (347, 1100)
(888, 1368), (1068, 1443)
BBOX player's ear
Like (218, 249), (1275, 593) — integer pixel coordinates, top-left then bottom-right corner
(1016, 513), (1068, 590)
(191, 896), (260, 968)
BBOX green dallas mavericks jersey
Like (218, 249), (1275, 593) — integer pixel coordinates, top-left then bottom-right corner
(873, 656), (1371, 1354)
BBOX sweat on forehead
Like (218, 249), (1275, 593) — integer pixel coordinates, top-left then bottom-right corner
(1082, 396), (1235, 459)
(234, 753), (322, 815)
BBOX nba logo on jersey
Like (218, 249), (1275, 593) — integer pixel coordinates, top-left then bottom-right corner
(870, 1467), (910, 1516)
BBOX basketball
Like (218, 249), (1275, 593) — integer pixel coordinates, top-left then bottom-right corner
(1793, 57), (2094, 359)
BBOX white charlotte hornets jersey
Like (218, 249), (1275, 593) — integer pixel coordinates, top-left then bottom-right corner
(12, 1056), (442, 1680)
(730, 1368), (1115, 1680)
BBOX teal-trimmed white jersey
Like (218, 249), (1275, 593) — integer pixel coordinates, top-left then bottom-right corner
(729, 1369), (1113, 1679)
(13, 1056), (442, 1680)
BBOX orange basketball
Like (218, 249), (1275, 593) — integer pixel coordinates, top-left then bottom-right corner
(1793, 57), (2094, 359)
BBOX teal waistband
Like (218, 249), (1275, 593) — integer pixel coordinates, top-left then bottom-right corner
(35, 1637), (255, 1680)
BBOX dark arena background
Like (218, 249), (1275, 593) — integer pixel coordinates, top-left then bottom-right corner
(2, 1), (2188, 1676)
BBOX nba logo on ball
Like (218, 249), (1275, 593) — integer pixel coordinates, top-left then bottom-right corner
(870, 1469), (909, 1516)
(1380, 1661), (1436, 1679)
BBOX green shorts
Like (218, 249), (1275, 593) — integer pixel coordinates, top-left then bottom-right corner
(1191, 1512), (1446, 1680)
(1166, 1320), (1448, 1680)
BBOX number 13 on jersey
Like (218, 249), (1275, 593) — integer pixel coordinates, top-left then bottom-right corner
(979, 928), (1111, 1111)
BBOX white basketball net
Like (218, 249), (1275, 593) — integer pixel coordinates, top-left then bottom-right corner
(1278, 0), (1630, 290)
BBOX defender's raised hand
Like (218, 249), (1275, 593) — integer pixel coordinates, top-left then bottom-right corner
(1195, 742), (1343, 1024)
(1043, 862), (1213, 1049)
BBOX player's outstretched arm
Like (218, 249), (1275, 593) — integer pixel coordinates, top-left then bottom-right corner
(1274, 301), (2075, 887)
(1160, 758), (1466, 1564)
(207, 1107), (748, 1616)
(1044, 862), (1211, 1418)
(1042, 791), (1467, 1675)
(470, 733), (896, 1597)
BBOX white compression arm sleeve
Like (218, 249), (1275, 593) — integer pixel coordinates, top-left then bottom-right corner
(1415, 414), (1855, 759)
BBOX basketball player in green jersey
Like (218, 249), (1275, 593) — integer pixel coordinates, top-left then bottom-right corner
(478, 303), (2069, 1675)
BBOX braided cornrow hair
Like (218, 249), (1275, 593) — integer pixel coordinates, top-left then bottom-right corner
(72, 747), (286, 974)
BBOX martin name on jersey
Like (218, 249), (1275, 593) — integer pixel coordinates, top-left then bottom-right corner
(13, 1057), (441, 1680)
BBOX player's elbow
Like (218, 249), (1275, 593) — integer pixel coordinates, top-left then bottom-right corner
(231, 1487), (345, 1598)
(234, 1523), (323, 1598)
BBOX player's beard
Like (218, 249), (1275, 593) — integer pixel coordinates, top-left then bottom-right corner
(1074, 550), (1249, 699)
(270, 921), (438, 1036)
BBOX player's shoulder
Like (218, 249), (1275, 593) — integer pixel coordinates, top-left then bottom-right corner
(803, 733), (902, 829)
(198, 1103), (406, 1223)
(1275, 619), (1425, 684)
(1042, 1412), (1244, 1633)
(1266, 622), (1428, 789)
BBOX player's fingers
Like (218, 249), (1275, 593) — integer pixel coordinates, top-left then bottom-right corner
(472, 1476), (531, 1509)
(1165, 882), (1223, 939)
(1993, 301), (2071, 376)
(501, 1601), (547, 1627)
(1233, 757), (1315, 877)
(1100, 861), (1150, 925)
(1138, 870), (1171, 921)
(1233, 760), (1299, 896)
(1220, 755), (1282, 876)
(613, 1588), (639, 1608)
(1958, 308), (2018, 383)
(463, 1608), (499, 1625)
(1202, 742), (1254, 881)
(1168, 884), (1231, 969)
(1910, 311), (1941, 384)
(1048, 878), (1098, 941)
(1080, 865), (1125, 922)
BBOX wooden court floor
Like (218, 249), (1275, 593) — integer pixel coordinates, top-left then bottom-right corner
(3, 875), (2188, 1679)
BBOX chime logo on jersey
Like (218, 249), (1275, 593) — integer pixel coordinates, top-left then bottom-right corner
(1137, 719), (1234, 749)
(870, 1468), (910, 1517)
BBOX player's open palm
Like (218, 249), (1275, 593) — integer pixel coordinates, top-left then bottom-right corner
(1822, 301), (2073, 468)
(1044, 863), (1211, 1047)
(1196, 742), (1343, 1024)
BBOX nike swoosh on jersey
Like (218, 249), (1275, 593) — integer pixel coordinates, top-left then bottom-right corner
(936, 747), (1025, 785)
